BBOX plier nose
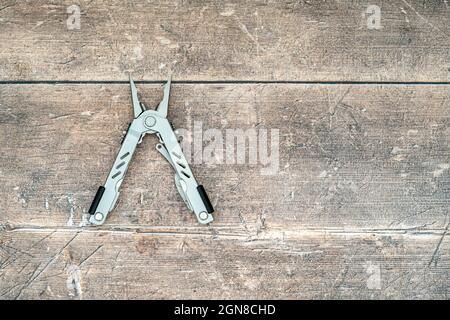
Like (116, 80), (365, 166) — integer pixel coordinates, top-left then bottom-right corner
(129, 74), (172, 119)
(129, 75), (145, 118)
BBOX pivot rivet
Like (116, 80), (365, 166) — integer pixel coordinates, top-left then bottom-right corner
(94, 212), (104, 221)
(144, 116), (156, 128)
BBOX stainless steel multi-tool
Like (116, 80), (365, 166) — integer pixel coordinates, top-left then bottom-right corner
(88, 76), (214, 225)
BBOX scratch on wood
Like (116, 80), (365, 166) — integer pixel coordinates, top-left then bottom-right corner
(67, 196), (75, 227)
(401, 0), (444, 35)
(13, 232), (79, 299)
(0, 2), (16, 13)
(234, 15), (265, 53)
(428, 221), (449, 267)
(432, 163), (449, 177)
(79, 245), (103, 266)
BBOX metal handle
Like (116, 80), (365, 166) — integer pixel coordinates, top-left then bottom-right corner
(88, 121), (141, 225)
(157, 120), (214, 224)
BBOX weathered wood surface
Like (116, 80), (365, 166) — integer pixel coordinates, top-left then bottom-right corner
(0, 84), (449, 299)
(0, 0), (449, 81)
(0, 0), (449, 301)
(1, 84), (449, 229)
(0, 229), (448, 299)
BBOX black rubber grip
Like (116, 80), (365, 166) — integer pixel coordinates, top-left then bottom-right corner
(88, 186), (105, 214)
(197, 185), (214, 213)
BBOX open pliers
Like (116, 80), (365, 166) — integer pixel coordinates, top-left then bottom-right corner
(88, 76), (214, 225)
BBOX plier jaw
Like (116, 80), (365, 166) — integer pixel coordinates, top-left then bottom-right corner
(88, 76), (214, 225)
(130, 75), (171, 119)
(129, 75), (145, 118)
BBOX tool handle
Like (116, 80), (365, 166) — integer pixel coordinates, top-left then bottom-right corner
(88, 186), (105, 214)
(88, 122), (141, 225)
(197, 185), (214, 213)
(158, 120), (214, 224)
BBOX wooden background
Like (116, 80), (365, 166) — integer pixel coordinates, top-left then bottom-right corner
(0, 0), (449, 299)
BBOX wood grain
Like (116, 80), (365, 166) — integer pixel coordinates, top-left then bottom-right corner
(0, 84), (448, 233)
(0, 228), (448, 299)
(0, 0), (449, 81)
(0, 0), (449, 300)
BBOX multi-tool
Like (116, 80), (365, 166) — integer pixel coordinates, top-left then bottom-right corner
(88, 76), (214, 225)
